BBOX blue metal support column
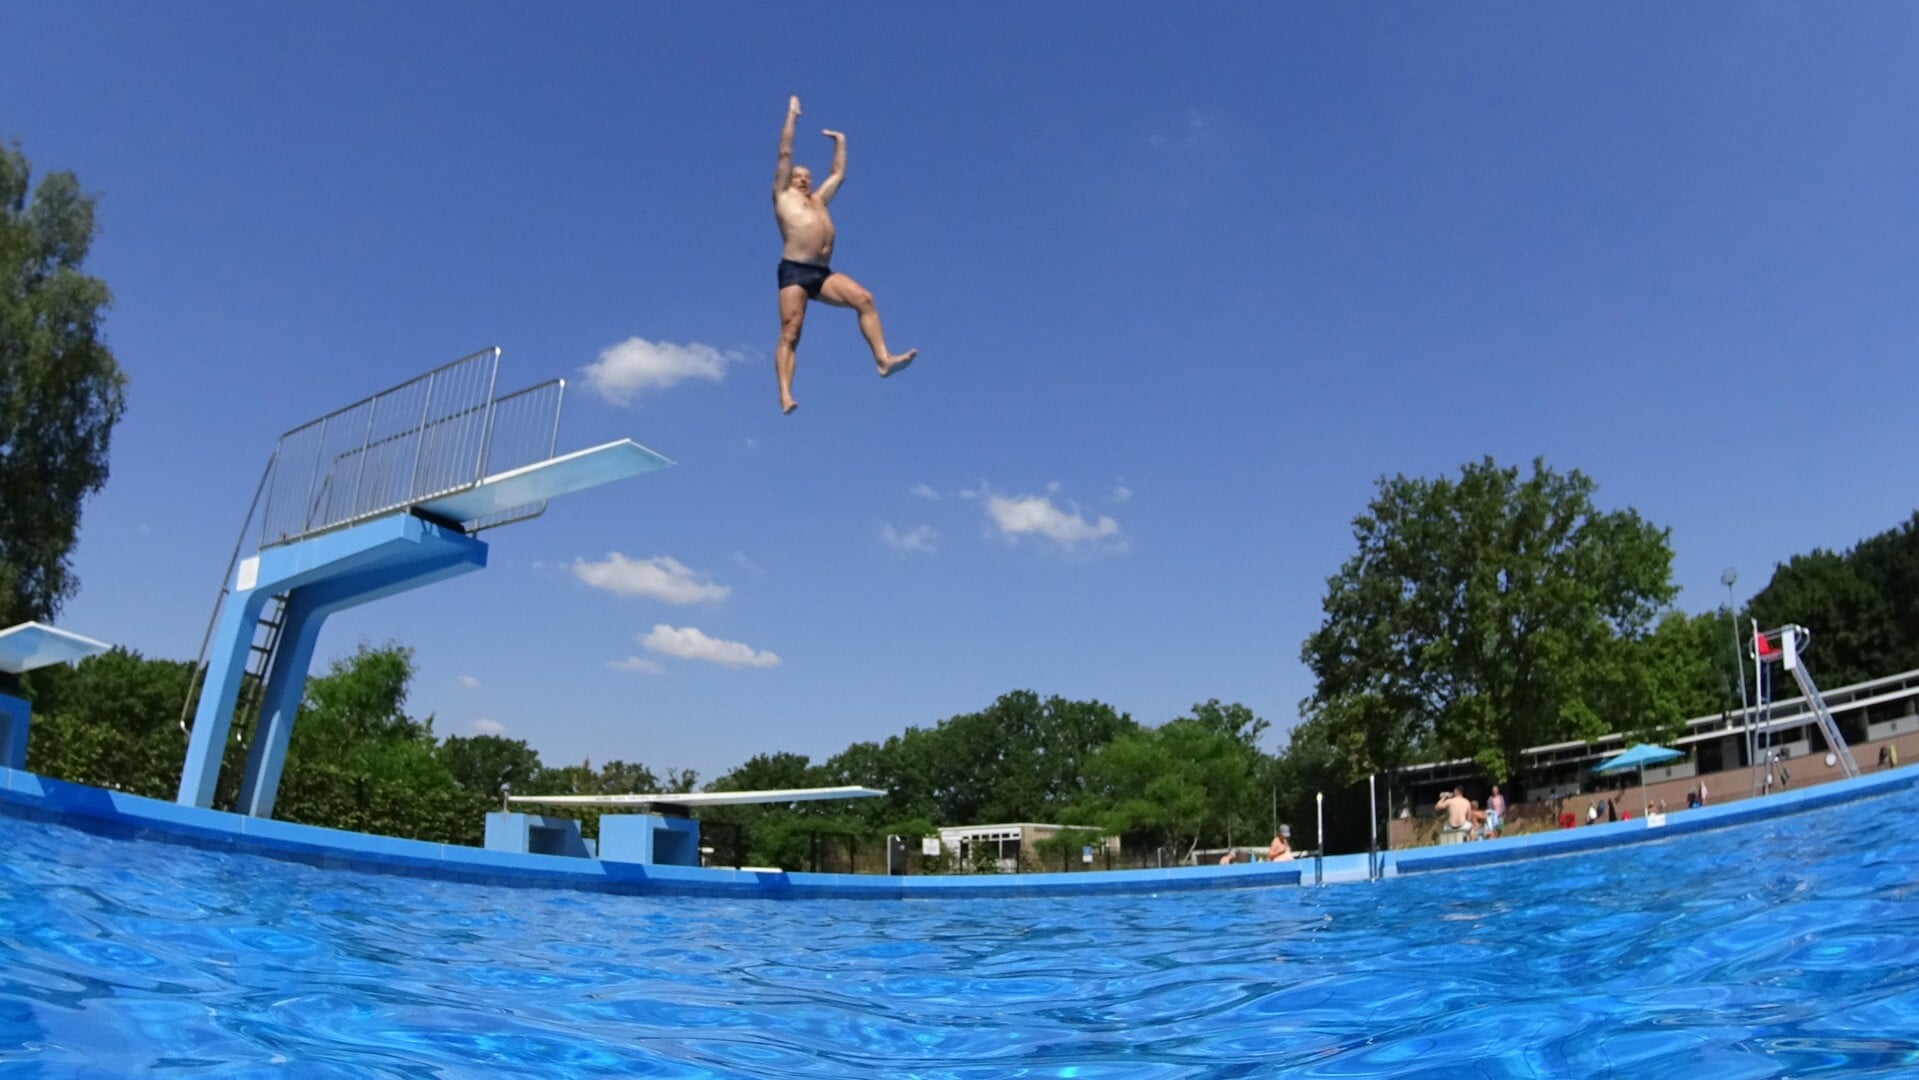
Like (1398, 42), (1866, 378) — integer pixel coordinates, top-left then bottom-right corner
(177, 514), (487, 813)
(0, 693), (28, 770)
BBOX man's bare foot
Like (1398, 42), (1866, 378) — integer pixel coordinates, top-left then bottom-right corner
(878, 349), (918, 378)
(782, 397), (798, 415)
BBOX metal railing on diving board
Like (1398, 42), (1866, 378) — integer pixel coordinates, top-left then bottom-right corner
(256, 347), (565, 547)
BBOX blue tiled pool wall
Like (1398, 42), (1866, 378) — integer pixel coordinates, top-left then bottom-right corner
(6, 762), (1914, 900)
(0, 766), (1300, 898)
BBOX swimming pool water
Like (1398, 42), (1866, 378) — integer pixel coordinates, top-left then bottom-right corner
(5, 788), (1919, 1077)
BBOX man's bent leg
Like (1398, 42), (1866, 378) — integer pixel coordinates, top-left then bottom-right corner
(818, 273), (916, 377)
(776, 285), (807, 414)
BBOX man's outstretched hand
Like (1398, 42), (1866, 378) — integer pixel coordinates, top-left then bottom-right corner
(821, 129), (844, 141)
(788, 95), (802, 116)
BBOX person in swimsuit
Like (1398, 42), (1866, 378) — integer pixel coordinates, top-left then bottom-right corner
(1436, 788), (1473, 844)
(1266, 829), (1293, 862)
(771, 95), (917, 415)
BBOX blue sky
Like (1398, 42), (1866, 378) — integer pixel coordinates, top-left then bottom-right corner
(5, 5), (1918, 783)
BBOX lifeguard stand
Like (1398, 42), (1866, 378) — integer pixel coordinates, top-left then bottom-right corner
(1749, 622), (1861, 781)
(175, 347), (671, 817)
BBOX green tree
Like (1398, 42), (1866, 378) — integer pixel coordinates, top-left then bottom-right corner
(274, 642), (487, 841)
(1077, 718), (1260, 862)
(1749, 548), (1898, 689)
(1850, 512), (1919, 676)
(23, 648), (197, 798)
(437, 733), (543, 802)
(0, 141), (129, 626)
(820, 733), (938, 825)
(1301, 457), (1678, 784)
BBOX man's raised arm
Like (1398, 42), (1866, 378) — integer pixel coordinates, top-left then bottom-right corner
(773, 95), (800, 197)
(818, 129), (847, 203)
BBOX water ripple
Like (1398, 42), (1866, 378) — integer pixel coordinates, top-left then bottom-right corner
(6, 787), (1919, 1075)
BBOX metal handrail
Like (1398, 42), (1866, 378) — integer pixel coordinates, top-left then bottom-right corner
(180, 452), (277, 735)
(254, 347), (565, 547)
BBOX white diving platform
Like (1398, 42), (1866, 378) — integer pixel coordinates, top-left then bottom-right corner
(416, 439), (674, 527)
(0, 622), (111, 674)
(506, 785), (885, 809)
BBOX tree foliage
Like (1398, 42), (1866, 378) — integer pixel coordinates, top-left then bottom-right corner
(1749, 547), (1899, 689)
(1301, 457), (1679, 783)
(0, 141), (128, 626)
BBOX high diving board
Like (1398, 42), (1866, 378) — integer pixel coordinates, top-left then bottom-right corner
(507, 785), (885, 809)
(0, 622), (111, 674)
(416, 439), (674, 527)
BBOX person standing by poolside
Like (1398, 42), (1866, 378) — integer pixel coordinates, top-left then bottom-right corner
(770, 95), (917, 415)
(1486, 784), (1507, 838)
(1435, 788), (1473, 844)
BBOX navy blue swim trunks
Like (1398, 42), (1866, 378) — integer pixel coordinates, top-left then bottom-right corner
(778, 259), (832, 299)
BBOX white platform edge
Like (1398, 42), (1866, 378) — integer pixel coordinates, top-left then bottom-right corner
(417, 439), (674, 524)
(0, 621), (113, 674)
(507, 785), (886, 808)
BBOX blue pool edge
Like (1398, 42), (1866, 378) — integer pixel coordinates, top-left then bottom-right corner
(5, 764), (1915, 900)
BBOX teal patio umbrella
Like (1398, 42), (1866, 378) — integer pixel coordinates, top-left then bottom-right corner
(1592, 743), (1685, 819)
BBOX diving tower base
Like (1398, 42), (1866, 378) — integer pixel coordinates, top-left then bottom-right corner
(177, 514), (487, 817)
(485, 810), (701, 867)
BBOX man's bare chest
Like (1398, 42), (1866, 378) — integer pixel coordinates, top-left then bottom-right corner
(778, 195), (832, 231)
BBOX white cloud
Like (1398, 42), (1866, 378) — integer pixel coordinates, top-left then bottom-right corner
(1047, 480), (1062, 494)
(473, 718), (506, 736)
(582, 337), (734, 406)
(908, 483), (939, 501)
(608, 656), (665, 675)
(572, 554), (730, 604)
(731, 551), (764, 576)
(879, 523), (938, 554)
(457, 674), (482, 691)
(1147, 108), (1213, 152)
(1112, 483), (1134, 503)
(642, 625), (780, 669)
(985, 493), (1123, 551)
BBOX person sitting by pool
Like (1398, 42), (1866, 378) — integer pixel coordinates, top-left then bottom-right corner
(1267, 830), (1294, 862)
(1218, 849), (1237, 866)
(1436, 787), (1473, 844)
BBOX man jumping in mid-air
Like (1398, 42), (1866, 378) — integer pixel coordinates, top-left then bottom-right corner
(772, 95), (916, 414)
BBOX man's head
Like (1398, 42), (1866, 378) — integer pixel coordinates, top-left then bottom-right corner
(788, 166), (813, 194)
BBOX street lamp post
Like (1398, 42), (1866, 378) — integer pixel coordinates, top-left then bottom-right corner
(1723, 568), (1754, 796)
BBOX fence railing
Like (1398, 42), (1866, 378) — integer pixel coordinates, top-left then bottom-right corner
(461, 377), (567, 533)
(256, 347), (564, 546)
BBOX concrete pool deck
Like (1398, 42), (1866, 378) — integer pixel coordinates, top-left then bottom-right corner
(5, 763), (1915, 900)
